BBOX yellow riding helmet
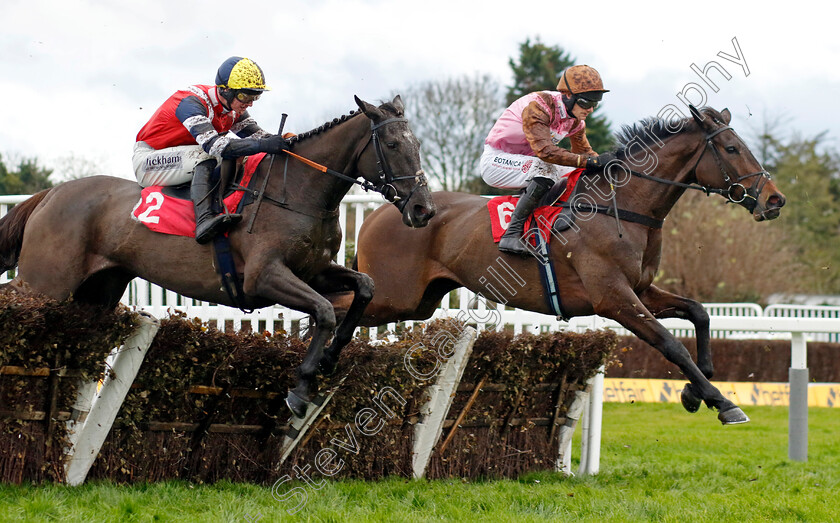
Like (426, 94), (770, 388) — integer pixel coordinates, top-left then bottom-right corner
(557, 65), (609, 98)
(215, 56), (270, 91)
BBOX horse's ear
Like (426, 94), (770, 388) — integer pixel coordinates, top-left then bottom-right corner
(392, 94), (405, 113)
(354, 95), (368, 112)
(355, 95), (382, 120)
(689, 104), (705, 125)
(720, 108), (732, 124)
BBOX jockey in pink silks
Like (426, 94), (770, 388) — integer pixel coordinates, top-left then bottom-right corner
(481, 64), (615, 256)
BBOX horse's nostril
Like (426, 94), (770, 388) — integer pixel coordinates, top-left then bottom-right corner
(415, 205), (434, 219)
(769, 194), (786, 208)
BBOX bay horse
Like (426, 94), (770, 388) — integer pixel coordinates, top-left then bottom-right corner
(0, 95), (436, 418)
(343, 106), (785, 425)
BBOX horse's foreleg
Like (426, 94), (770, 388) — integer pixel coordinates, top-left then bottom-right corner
(639, 285), (713, 379)
(309, 263), (375, 375)
(245, 261), (336, 418)
(595, 287), (747, 424)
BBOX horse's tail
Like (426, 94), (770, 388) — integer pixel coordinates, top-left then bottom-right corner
(0, 189), (51, 272)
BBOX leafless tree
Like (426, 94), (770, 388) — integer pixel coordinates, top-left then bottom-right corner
(397, 74), (504, 192)
(54, 153), (105, 182)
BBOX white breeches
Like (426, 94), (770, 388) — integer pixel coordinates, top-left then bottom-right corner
(480, 144), (576, 190)
(132, 141), (216, 187)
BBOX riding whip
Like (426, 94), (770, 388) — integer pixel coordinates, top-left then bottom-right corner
(247, 113), (287, 233)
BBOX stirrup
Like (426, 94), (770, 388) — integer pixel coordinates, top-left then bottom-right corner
(221, 212), (242, 225)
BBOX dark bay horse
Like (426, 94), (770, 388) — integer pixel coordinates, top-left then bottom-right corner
(0, 95), (435, 417)
(344, 106), (785, 425)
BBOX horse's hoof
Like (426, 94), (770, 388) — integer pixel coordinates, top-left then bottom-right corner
(681, 383), (702, 413)
(285, 390), (309, 419)
(718, 406), (750, 425)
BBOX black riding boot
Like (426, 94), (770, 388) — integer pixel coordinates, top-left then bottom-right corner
(192, 159), (241, 244)
(498, 176), (554, 256)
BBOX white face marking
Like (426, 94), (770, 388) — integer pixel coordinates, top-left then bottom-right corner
(401, 130), (421, 152)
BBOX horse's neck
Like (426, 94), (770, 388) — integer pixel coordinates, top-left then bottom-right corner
(276, 118), (368, 210)
(616, 134), (705, 220)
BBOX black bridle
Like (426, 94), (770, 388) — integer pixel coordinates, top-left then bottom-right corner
(243, 116), (428, 222)
(368, 117), (428, 213)
(618, 124), (772, 212)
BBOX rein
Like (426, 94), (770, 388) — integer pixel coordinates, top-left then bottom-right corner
(619, 125), (772, 210)
(241, 116), (427, 227)
(567, 122), (772, 236)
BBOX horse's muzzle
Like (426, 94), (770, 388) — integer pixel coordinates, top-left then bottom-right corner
(754, 191), (785, 222)
(404, 202), (436, 228)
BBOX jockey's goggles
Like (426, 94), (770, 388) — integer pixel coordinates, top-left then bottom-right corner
(575, 97), (599, 110)
(235, 91), (261, 104)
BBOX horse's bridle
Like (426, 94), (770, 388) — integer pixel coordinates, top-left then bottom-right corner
(621, 124), (772, 212)
(367, 117), (428, 213)
(689, 125), (772, 211)
(241, 116), (427, 226)
(279, 116), (427, 212)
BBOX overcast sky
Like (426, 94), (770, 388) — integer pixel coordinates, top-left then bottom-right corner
(2, 0), (838, 184)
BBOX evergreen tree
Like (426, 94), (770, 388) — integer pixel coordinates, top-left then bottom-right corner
(0, 153), (54, 194)
(507, 37), (574, 104)
(767, 132), (840, 293)
(507, 37), (614, 153)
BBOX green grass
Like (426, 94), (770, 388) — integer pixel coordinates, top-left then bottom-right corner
(2, 403), (839, 522)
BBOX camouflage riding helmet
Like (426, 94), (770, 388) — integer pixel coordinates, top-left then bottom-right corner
(215, 56), (270, 108)
(557, 65), (609, 114)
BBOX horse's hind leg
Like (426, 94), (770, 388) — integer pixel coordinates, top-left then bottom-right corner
(308, 263), (374, 375)
(639, 285), (714, 414)
(74, 268), (137, 309)
(596, 286), (747, 424)
(639, 285), (713, 379)
(244, 260), (336, 418)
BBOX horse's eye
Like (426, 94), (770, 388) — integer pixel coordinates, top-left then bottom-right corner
(725, 146), (738, 154)
(386, 142), (397, 149)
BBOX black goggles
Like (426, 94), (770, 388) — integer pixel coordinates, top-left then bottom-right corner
(575, 97), (599, 110)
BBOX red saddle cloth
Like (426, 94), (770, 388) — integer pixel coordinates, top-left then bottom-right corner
(487, 169), (582, 243)
(131, 153), (266, 237)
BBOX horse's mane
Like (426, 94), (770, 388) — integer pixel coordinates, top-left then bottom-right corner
(612, 106), (724, 158)
(287, 101), (404, 144)
(288, 110), (362, 144)
(613, 116), (676, 152)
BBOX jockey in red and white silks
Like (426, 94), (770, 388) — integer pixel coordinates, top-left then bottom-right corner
(133, 56), (291, 244)
(481, 91), (593, 189)
(133, 83), (270, 187)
